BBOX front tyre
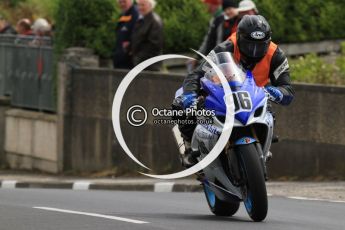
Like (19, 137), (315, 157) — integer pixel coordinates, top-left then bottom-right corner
(203, 182), (240, 216)
(237, 144), (268, 222)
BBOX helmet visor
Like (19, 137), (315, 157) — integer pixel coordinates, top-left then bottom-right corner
(238, 36), (270, 59)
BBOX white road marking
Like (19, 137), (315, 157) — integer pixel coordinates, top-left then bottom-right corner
(154, 182), (174, 192)
(288, 196), (345, 204)
(1, 180), (17, 189)
(329, 200), (345, 204)
(33, 207), (149, 224)
(72, 181), (92, 190)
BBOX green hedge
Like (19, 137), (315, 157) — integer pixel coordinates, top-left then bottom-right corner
(255, 0), (345, 43)
(53, 0), (345, 56)
(54, 0), (118, 58)
(155, 0), (210, 53)
(54, 0), (209, 56)
(290, 43), (345, 85)
(157, 0), (345, 50)
(1, 0), (25, 7)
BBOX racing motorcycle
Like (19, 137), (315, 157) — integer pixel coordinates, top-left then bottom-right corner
(173, 52), (274, 222)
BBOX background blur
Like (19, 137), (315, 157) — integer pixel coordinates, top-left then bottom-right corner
(0, 0), (344, 180)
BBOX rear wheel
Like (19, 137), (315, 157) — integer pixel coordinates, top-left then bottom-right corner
(203, 183), (240, 216)
(236, 144), (268, 222)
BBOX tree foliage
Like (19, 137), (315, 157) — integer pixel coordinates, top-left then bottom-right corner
(155, 0), (210, 53)
(290, 44), (345, 85)
(255, 0), (345, 43)
(54, 0), (118, 58)
(0, 0), (57, 23)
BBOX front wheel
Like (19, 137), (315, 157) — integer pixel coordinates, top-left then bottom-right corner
(236, 144), (268, 222)
(203, 183), (240, 216)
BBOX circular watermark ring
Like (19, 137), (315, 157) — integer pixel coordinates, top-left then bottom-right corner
(112, 52), (235, 179)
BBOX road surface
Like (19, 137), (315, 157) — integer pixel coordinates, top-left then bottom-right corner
(0, 189), (344, 230)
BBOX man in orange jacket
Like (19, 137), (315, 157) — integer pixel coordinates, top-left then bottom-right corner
(178, 15), (294, 166)
(113, 0), (139, 69)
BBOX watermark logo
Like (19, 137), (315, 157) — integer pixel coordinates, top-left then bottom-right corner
(126, 105), (148, 127)
(126, 106), (216, 127)
(112, 52), (235, 179)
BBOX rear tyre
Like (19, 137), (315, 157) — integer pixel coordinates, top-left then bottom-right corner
(237, 144), (268, 222)
(203, 183), (240, 216)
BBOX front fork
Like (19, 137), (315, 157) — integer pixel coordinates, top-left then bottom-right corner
(255, 142), (268, 181)
(234, 137), (268, 181)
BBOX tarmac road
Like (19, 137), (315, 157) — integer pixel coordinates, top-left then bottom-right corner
(0, 189), (344, 230)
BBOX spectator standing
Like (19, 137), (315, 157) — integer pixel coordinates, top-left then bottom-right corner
(32, 18), (52, 36)
(186, 0), (225, 72)
(198, 0), (238, 56)
(30, 18), (52, 46)
(113, 0), (139, 69)
(131, 0), (163, 71)
(16, 19), (33, 36)
(199, 0), (259, 57)
(0, 15), (17, 35)
(237, 0), (258, 18)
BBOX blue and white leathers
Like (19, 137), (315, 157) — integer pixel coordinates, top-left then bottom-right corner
(173, 52), (272, 220)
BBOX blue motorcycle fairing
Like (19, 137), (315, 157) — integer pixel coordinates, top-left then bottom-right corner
(203, 180), (216, 207)
(235, 137), (256, 146)
(201, 78), (228, 116)
(201, 71), (266, 125)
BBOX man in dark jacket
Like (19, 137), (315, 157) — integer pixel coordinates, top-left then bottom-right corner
(199, 0), (239, 56)
(131, 0), (163, 71)
(0, 15), (17, 35)
(177, 15), (294, 167)
(113, 0), (139, 69)
(187, 0), (239, 72)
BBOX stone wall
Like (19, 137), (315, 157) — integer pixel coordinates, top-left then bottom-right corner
(0, 97), (10, 165)
(58, 65), (345, 179)
(58, 66), (185, 173)
(270, 84), (345, 179)
(1, 59), (344, 178)
(4, 109), (59, 173)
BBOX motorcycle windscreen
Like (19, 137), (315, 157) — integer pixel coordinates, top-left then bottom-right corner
(203, 52), (246, 89)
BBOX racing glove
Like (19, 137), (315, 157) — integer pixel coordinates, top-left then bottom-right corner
(265, 86), (283, 104)
(182, 92), (198, 109)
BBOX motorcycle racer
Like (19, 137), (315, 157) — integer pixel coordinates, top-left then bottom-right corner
(174, 15), (295, 167)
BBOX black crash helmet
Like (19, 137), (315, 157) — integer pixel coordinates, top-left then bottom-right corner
(237, 15), (272, 62)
